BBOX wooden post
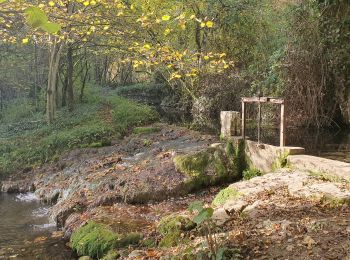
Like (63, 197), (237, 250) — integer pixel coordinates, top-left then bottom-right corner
(242, 100), (246, 139)
(280, 103), (285, 147)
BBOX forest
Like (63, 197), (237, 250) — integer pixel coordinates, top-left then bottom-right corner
(0, 0), (349, 259)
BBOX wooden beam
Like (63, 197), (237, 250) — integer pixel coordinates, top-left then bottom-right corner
(242, 97), (267, 103)
(268, 98), (284, 104)
(242, 97), (284, 104)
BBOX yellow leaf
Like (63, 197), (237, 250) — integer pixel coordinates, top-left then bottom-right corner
(162, 15), (171, 21)
(22, 38), (29, 44)
(143, 44), (151, 50)
(164, 28), (171, 35)
(103, 25), (109, 30)
(206, 21), (214, 28)
(130, 4), (135, 10)
(48, 1), (55, 6)
(90, 0), (96, 5)
(224, 64), (229, 69)
(190, 14), (196, 20)
(83, 1), (89, 6)
(204, 56), (209, 60)
(200, 22), (206, 28)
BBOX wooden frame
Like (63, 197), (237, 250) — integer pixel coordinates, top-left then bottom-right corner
(241, 97), (285, 147)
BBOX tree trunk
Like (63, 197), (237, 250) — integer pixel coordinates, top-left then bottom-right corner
(80, 59), (90, 102)
(46, 40), (62, 124)
(67, 45), (74, 112)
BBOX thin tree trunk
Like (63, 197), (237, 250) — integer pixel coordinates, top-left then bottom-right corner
(80, 59), (90, 102)
(46, 40), (62, 124)
(67, 45), (74, 112)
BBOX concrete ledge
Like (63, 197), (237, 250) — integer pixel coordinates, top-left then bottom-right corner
(281, 147), (305, 155)
(289, 155), (350, 181)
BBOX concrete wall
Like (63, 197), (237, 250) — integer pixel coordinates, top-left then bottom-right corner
(243, 139), (304, 173)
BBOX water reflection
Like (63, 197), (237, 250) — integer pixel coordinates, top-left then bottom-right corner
(0, 193), (75, 260)
(246, 126), (350, 163)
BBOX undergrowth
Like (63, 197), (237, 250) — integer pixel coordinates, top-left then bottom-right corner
(0, 90), (159, 176)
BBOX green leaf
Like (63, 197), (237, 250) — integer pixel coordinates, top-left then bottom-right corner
(40, 22), (61, 33)
(188, 201), (204, 213)
(193, 208), (214, 224)
(25, 7), (48, 28)
(216, 247), (226, 260)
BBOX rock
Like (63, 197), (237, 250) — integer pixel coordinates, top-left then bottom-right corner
(286, 245), (294, 252)
(212, 208), (230, 225)
(127, 250), (146, 259)
(78, 257), (92, 260)
(223, 199), (248, 215)
(303, 235), (316, 250)
(242, 200), (265, 218)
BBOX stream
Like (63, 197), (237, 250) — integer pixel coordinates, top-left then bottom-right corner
(0, 193), (75, 260)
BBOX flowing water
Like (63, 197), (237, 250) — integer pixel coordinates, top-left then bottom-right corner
(0, 193), (76, 260)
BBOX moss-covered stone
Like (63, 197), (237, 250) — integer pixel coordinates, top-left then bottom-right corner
(174, 141), (244, 191)
(116, 232), (142, 247)
(70, 222), (118, 259)
(212, 187), (241, 207)
(70, 221), (142, 259)
(158, 215), (196, 247)
(101, 250), (120, 260)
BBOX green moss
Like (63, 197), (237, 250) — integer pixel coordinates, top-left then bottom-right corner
(320, 195), (350, 208)
(174, 141), (245, 191)
(243, 168), (262, 180)
(158, 215), (196, 247)
(212, 187), (241, 207)
(70, 222), (142, 259)
(140, 238), (157, 248)
(143, 139), (152, 147)
(70, 222), (118, 259)
(101, 250), (120, 260)
(116, 232), (142, 247)
(308, 170), (348, 183)
(174, 151), (210, 178)
(133, 126), (161, 135)
(272, 151), (290, 171)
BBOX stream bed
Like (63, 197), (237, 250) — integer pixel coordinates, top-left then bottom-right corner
(0, 193), (75, 260)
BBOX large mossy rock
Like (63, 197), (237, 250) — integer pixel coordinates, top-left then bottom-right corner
(70, 221), (141, 259)
(158, 215), (196, 247)
(174, 141), (245, 190)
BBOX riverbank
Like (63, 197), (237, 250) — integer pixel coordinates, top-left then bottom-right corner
(1, 120), (350, 259)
